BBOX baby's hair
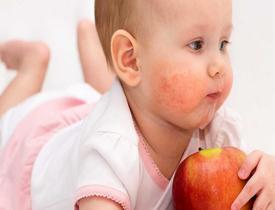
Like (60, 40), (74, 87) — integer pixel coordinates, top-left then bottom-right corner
(95, 0), (138, 67)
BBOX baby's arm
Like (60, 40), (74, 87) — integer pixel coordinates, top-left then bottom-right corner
(77, 20), (114, 93)
(0, 40), (49, 116)
(78, 197), (123, 210)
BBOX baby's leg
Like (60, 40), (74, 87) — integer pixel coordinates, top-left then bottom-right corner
(0, 40), (50, 116)
(77, 19), (114, 93)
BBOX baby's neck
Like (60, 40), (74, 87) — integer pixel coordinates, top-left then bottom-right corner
(130, 103), (194, 179)
(139, 119), (193, 179)
(137, 116), (193, 159)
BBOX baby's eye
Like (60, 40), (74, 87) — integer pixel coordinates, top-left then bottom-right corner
(188, 40), (204, 51)
(220, 40), (230, 51)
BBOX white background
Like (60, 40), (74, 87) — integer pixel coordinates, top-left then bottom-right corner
(0, 0), (275, 154)
(229, 0), (275, 154)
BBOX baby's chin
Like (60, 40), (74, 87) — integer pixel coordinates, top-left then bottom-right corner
(198, 104), (219, 129)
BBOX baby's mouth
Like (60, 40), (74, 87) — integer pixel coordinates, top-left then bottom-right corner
(207, 92), (222, 100)
(207, 79), (224, 101)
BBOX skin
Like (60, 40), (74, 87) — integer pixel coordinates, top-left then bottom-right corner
(0, 20), (114, 117)
(0, 40), (49, 116)
(77, 20), (114, 93)
(123, 0), (233, 178)
(77, 0), (234, 208)
(232, 151), (275, 210)
(111, 0), (275, 210)
(79, 197), (122, 210)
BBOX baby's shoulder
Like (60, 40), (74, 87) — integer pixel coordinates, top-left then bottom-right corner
(76, 131), (141, 207)
(78, 128), (140, 174)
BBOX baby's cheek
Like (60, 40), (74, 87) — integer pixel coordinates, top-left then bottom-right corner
(219, 70), (233, 105)
(154, 73), (203, 113)
(225, 71), (233, 95)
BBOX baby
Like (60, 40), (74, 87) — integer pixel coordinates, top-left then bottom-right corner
(1, 0), (275, 210)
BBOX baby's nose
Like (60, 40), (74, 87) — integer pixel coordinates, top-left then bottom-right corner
(207, 62), (225, 78)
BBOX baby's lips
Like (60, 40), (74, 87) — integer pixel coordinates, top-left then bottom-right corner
(206, 91), (222, 100)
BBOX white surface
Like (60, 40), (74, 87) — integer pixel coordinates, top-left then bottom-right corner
(228, 0), (275, 154)
(0, 0), (275, 154)
(0, 0), (93, 90)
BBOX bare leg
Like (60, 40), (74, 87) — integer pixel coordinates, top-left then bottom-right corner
(77, 19), (114, 93)
(0, 40), (50, 116)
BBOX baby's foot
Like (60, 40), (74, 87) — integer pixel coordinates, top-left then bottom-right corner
(77, 19), (114, 93)
(0, 40), (50, 76)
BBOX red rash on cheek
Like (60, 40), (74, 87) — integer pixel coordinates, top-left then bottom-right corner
(155, 73), (203, 112)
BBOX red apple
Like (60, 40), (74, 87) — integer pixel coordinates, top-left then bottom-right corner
(172, 147), (254, 210)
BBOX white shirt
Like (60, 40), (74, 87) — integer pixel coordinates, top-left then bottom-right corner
(0, 79), (247, 210)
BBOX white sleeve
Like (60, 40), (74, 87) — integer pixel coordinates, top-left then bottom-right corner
(75, 133), (139, 210)
(206, 106), (249, 153)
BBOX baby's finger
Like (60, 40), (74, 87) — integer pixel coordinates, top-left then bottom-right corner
(238, 150), (263, 180)
(252, 190), (270, 210)
(231, 175), (262, 210)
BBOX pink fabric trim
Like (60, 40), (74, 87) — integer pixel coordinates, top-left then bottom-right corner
(75, 185), (131, 210)
(0, 97), (94, 210)
(136, 127), (169, 191)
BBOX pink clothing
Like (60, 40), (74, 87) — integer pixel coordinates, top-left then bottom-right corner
(0, 97), (94, 210)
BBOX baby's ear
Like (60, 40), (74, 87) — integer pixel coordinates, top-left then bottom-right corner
(111, 30), (141, 87)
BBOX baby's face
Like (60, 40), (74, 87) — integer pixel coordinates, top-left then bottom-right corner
(136, 0), (233, 129)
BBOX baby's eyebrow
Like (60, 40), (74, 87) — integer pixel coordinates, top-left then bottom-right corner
(186, 23), (233, 32)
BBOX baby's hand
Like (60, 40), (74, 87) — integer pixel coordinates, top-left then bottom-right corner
(231, 150), (275, 210)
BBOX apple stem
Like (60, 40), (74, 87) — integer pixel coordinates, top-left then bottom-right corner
(198, 147), (204, 151)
